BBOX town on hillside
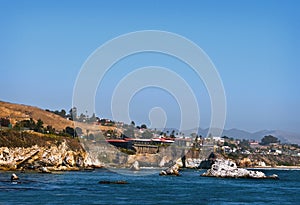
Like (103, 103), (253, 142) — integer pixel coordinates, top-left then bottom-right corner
(1, 106), (300, 168)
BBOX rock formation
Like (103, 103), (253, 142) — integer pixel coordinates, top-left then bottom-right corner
(10, 173), (21, 184)
(201, 159), (279, 179)
(197, 152), (217, 169)
(0, 140), (89, 171)
(11, 173), (19, 181)
(39, 166), (51, 173)
(99, 180), (129, 184)
(159, 163), (180, 176)
(130, 160), (140, 171)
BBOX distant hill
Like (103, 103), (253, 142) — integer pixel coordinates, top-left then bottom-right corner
(181, 127), (300, 145)
(250, 130), (300, 145)
(0, 101), (73, 131)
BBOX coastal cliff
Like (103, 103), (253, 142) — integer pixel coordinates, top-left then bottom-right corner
(0, 129), (181, 171)
(81, 139), (184, 168)
(0, 130), (91, 171)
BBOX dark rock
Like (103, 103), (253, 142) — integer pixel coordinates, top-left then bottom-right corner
(99, 180), (129, 184)
(11, 173), (19, 181)
(198, 159), (214, 169)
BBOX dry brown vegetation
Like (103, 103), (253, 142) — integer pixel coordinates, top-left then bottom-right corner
(0, 100), (120, 135)
(0, 101), (73, 131)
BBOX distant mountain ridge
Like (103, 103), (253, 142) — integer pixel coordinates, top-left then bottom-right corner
(181, 127), (300, 145)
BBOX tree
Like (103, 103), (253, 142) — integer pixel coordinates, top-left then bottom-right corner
(141, 124), (147, 129)
(142, 130), (153, 139)
(34, 119), (44, 132)
(88, 113), (97, 123)
(239, 139), (250, 149)
(223, 141), (229, 146)
(49, 109), (67, 118)
(14, 118), (36, 130)
(78, 113), (86, 122)
(123, 127), (134, 138)
(88, 133), (95, 140)
(260, 135), (279, 145)
(0, 118), (10, 127)
(170, 130), (176, 138)
(131, 121), (135, 126)
(75, 127), (83, 136)
(27, 118), (36, 130)
(69, 107), (77, 120)
(60, 109), (66, 118)
(45, 125), (55, 134)
(65, 126), (77, 138)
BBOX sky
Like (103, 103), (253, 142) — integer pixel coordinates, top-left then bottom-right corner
(0, 0), (299, 133)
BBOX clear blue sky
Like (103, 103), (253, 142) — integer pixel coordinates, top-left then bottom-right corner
(0, 0), (299, 133)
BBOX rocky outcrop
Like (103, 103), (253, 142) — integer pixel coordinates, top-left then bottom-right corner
(185, 158), (202, 168)
(130, 161), (140, 171)
(201, 159), (279, 179)
(99, 180), (129, 184)
(159, 164), (180, 176)
(0, 140), (89, 171)
(11, 173), (19, 181)
(10, 173), (21, 184)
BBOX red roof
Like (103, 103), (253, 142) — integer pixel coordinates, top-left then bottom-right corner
(106, 139), (127, 143)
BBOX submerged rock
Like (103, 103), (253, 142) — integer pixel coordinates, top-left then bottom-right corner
(201, 159), (279, 179)
(99, 180), (129, 184)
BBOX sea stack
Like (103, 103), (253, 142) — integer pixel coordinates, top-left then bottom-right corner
(159, 164), (180, 176)
(130, 161), (140, 171)
(11, 173), (19, 182)
(201, 159), (279, 179)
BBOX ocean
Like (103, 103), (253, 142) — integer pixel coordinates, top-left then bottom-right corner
(0, 168), (299, 204)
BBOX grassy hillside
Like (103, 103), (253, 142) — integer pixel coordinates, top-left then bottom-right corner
(0, 101), (73, 131)
(0, 100), (121, 136)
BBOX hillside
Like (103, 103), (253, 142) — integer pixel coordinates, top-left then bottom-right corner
(0, 101), (73, 131)
(0, 100), (120, 136)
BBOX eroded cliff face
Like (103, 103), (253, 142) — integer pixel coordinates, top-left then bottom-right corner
(0, 130), (204, 171)
(0, 141), (88, 171)
(0, 135), (183, 171)
(81, 140), (188, 168)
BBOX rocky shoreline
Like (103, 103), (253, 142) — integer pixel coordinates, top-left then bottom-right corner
(1, 146), (299, 173)
(0, 130), (297, 173)
(0, 142), (94, 172)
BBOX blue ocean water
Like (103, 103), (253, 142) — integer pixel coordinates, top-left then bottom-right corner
(0, 169), (299, 204)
